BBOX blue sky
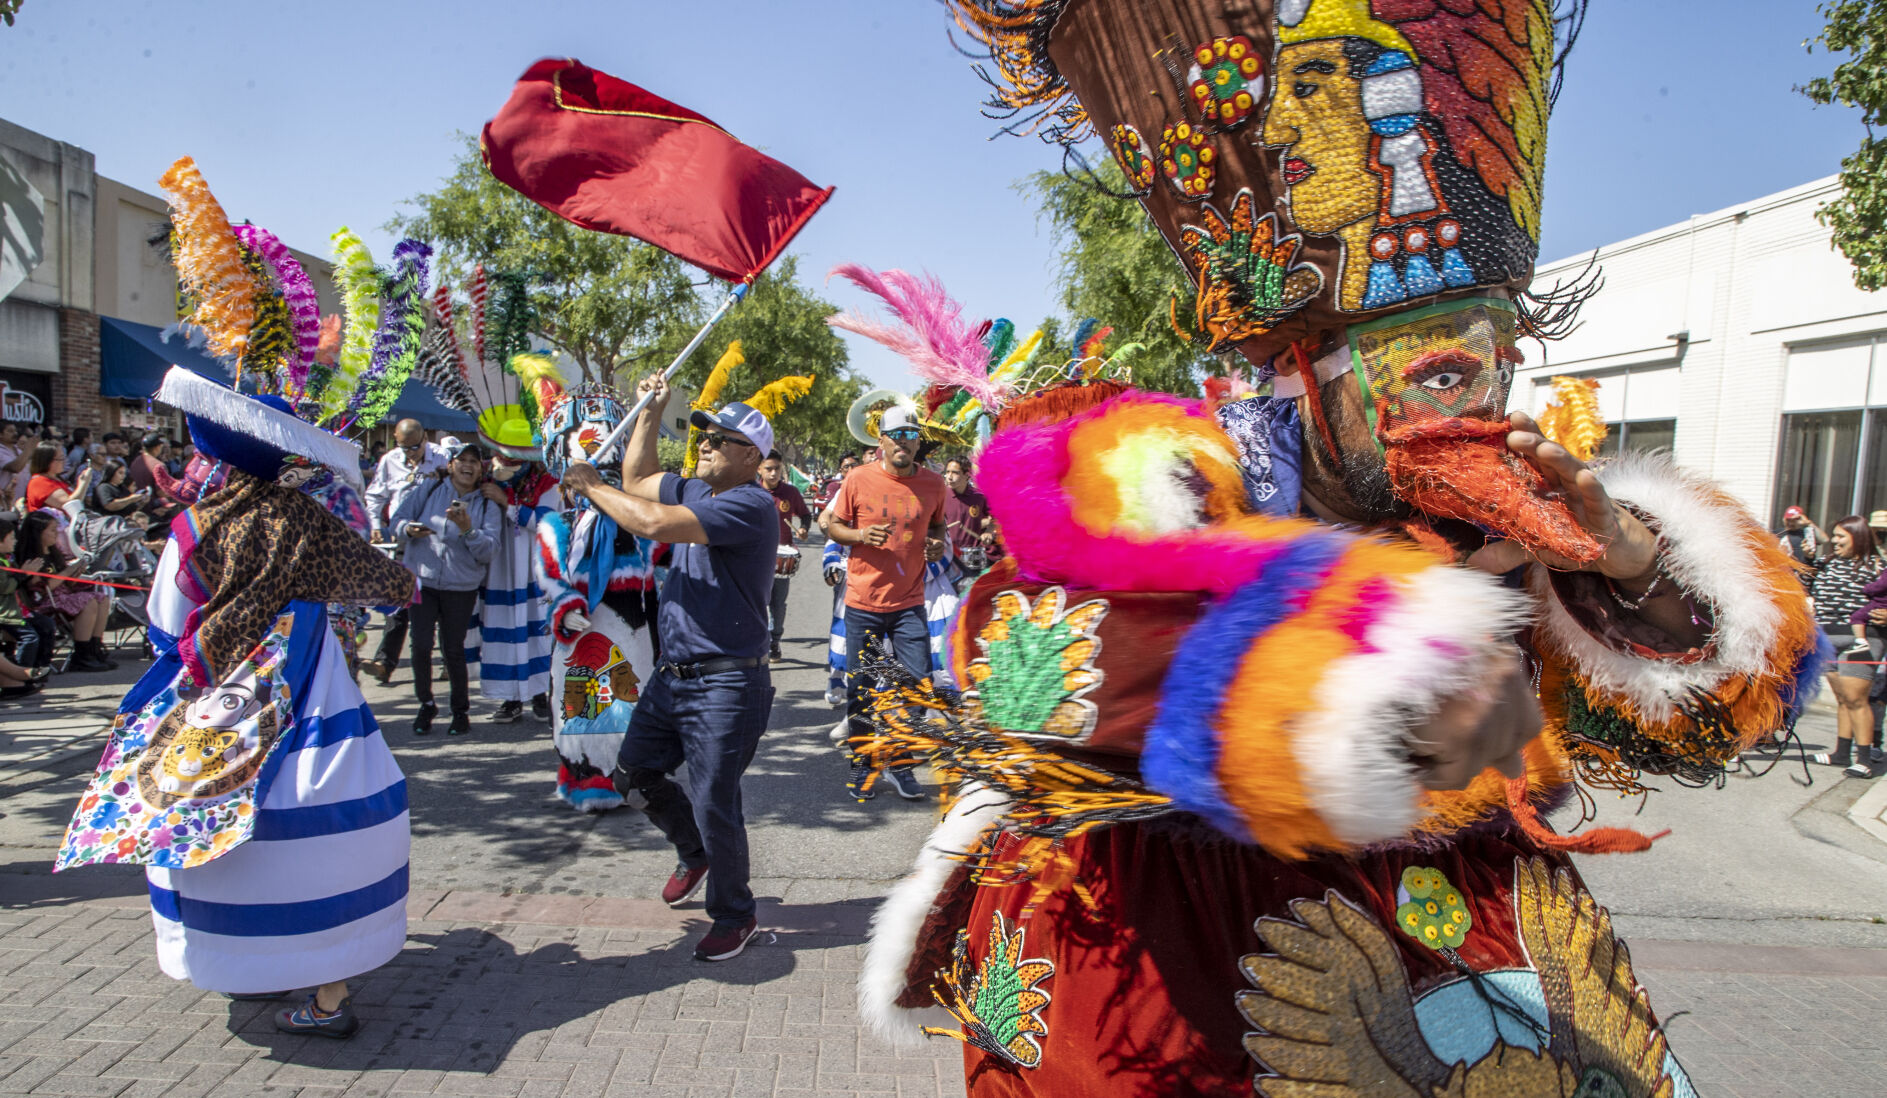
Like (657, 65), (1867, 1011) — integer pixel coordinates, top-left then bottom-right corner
(0, 1), (1867, 391)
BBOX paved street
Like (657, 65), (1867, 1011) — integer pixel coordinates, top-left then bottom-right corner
(5, 563), (1887, 1096)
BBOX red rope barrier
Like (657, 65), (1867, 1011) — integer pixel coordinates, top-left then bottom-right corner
(0, 564), (151, 593)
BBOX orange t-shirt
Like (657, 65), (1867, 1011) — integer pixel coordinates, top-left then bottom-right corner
(831, 462), (949, 613)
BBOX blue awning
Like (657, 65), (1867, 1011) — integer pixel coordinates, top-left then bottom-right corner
(98, 316), (230, 398)
(99, 316), (476, 433)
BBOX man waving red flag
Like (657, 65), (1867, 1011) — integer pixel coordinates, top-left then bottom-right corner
(482, 58), (833, 284)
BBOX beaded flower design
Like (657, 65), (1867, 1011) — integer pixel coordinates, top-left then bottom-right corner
(963, 587), (1108, 741)
(1395, 865), (1472, 950)
(923, 912), (1055, 1069)
(1188, 35), (1262, 128)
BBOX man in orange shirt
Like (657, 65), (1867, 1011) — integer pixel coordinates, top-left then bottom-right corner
(823, 406), (948, 801)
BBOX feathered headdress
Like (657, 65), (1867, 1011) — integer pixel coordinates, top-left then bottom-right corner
(231, 224), (321, 400)
(825, 264), (1011, 414)
(310, 227), (380, 425)
(349, 239), (432, 427)
(157, 157), (259, 367)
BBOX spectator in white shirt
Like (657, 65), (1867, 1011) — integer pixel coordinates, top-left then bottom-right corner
(358, 419), (446, 685)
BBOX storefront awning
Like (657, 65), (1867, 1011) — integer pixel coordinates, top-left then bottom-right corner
(98, 316), (230, 398)
(99, 316), (476, 432)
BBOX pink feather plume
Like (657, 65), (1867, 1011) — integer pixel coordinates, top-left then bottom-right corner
(232, 224), (321, 397)
(825, 263), (1010, 411)
(432, 283), (469, 381)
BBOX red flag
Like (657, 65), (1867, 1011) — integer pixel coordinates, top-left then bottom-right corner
(481, 58), (833, 284)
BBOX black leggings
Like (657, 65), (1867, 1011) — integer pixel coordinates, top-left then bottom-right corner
(410, 586), (479, 715)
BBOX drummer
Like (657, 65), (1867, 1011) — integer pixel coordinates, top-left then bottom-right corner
(759, 450), (811, 662)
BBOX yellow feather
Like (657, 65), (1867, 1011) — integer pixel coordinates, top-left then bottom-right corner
(992, 329), (1044, 382)
(685, 340), (745, 475)
(1535, 375), (1607, 462)
(694, 340), (745, 411)
(745, 374), (815, 420)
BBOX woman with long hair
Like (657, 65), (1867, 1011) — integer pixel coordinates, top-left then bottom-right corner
(89, 458), (152, 520)
(13, 509), (115, 671)
(1811, 514), (1883, 776)
(22, 443), (83, 513)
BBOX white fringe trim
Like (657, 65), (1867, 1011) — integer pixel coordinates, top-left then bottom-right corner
(858, 787), (1008, 1048)
(1531, 450), (1792, 723)
(157, 367), (364, 491)
(1293, 564), (1529, 846)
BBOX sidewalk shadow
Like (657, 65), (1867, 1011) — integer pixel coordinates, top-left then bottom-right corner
(222, 923), (802, 1070)
(0, 859), (144, 908)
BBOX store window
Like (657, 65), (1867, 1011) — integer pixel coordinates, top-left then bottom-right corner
(1774, 336), (1887, 528)
(1530, 364), (1680, 458)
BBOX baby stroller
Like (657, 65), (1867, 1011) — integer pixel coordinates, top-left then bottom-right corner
(64, 506), (160, 659)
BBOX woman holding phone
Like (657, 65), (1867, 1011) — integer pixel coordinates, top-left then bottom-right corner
(389, 441), (499, 735)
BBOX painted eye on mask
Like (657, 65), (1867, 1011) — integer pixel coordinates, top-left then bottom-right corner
(1419, 371), (1466, 392)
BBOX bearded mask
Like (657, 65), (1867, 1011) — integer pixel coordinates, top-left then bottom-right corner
(962, 0), (1591, 559)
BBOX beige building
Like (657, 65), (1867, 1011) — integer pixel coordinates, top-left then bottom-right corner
(2, 115), (463, 442)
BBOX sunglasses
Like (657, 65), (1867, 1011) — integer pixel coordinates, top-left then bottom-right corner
(883, 428), (922, 442)
(399, 443), (424, 453)
(702, 431), (756, 451)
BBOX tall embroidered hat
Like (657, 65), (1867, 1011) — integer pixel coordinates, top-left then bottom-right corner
(947, 0), (1570, 363)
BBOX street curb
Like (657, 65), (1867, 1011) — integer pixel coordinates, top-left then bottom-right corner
(1848, 772), (1887, 845)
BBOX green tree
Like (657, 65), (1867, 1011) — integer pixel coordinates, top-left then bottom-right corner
(1027, 164), (1219, 396)
(654, 256), (865, 466)
(1804, 1), (1887, 290)
(390, 134), (703, 382)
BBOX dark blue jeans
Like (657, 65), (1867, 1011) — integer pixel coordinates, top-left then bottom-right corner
(616, 666), (775, 925)
(844, 604), (930, 766)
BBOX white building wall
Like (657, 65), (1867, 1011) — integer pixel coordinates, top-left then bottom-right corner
(1518, 177), (1887, 522)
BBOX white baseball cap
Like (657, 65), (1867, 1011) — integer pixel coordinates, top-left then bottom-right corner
(879, 405), (920, 435)
(690, 401), (774, 457)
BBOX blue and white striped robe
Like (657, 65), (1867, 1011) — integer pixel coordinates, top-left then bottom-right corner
(469, 477), (558, 703)
(824, 540), (962, 697)
(140, 544), (410, 993)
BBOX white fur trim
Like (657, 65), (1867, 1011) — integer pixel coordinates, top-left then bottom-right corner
(1531, 450), (1791, 723)
(156, 367), (364, 491)
(858, 788), (1009, 1047)
(1293, 564), (1529, 846)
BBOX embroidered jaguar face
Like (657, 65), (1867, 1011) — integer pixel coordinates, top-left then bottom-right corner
(136, 675), (281, 807)
(160, 727), (244, 792)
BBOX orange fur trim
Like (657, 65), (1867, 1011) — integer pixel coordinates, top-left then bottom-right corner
(1215, 541), (1437, 858)
(1061, 401), (1247, 536)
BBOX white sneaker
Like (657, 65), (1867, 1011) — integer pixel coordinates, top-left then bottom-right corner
(827, 718), (851, 747)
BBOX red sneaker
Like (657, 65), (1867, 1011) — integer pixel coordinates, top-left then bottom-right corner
(694, 917), (758, 961)
(662, 862), (708, 907)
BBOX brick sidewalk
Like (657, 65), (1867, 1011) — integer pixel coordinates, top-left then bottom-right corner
(7, 881), (1887, 1097)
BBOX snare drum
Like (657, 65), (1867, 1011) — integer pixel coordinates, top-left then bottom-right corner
(775, 544), (801, 577)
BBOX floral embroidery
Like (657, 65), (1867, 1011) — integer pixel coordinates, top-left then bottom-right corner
(55, 616), (297, 871)
(1395, 866), (1471, 950)
(1173, 189), (1322, 352)
(1188, 36), (1262, 128)
(963, 587), (1108, 741)
(1159, 121), (1216, 200)
(1107, 123), (1157, 192)
(923, 912), (1055, 1069)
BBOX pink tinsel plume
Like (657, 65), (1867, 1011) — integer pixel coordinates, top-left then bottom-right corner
(232, 224), (321, 396)
(825, 263), (1010, 411)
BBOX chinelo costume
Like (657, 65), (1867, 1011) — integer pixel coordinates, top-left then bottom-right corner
(52, 159), (439, 1024)
(849, 4), (1831, 1096)
(534, 380), (661, 812)
(55, 368), (418, 994)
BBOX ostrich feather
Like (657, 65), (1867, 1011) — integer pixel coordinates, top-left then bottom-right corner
(507, 352), (568, 433)
(351, 239), (432, 426)
(470, 265), (490, 368)
(990, 328), (1045, 383)
(685, 341), (746, 474)
(745, 374), (815, 420)
(314, 227), (380, 425)
(413, 327), (479, 414)
(825, 263), (1010, 411)
(157, 157), (258, 365)
(232, 224), (321, 396)
(1536, 375), (1607, 462)
(432, 283), (471, 383)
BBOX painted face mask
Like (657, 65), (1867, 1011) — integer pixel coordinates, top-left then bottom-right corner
(540, 384), (629, 506)
(1347, 298), (1600, 563)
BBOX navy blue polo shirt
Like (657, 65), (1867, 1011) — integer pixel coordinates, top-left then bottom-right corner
(657, 474), (777, 663)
